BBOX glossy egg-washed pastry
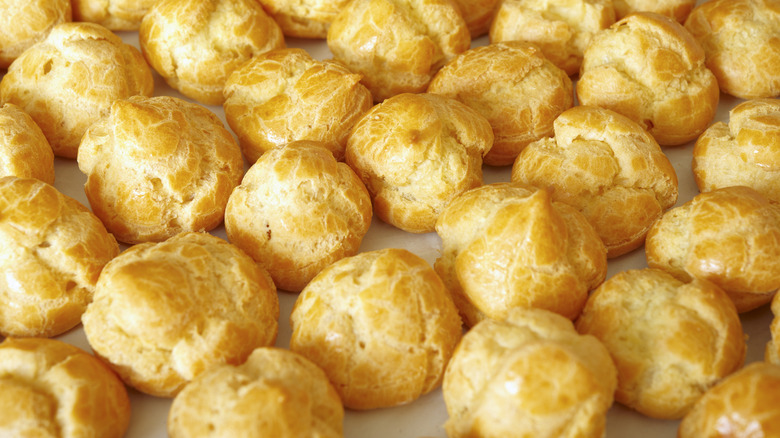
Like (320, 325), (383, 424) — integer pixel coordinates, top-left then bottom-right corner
(0, 21), (153, 158)
(71, 0), (159, 30)
(0, 103), (54, 185)
(0, 0), (71, 68)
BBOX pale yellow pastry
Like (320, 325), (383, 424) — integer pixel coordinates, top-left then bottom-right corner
(0, 22), (153, 158)
(685, 0), (780, 99)
(577, 12), (719, 146)
(168, 347), (344, 438)
(82, 232), (280, 398)
(0, 337), (130, 438)
(327, 0), (470, 102)
(613, 0), (696, 22)
(256, 0), (352, 38)
(428, 41), (574, 166)
(225, 141), (373, 292)
(0, 177), (119, 338)
(678, 362), (780, 438)
(139, 0), (285, 105)
(443, 307), (617, 438)
(0, 103), (54, 184)
(345, 93), (493, 233)
(694, 99), (780, 202)
(77, 95), (244, 245)
(450, 0), (501, 37)
(489, 0), (615, 76)
(435, 182), (607, 327)
(646, 186), (780, 313)
(71, 0), (159, 30)
(576, 268), (745, 419)
(0, 0), (71, 68)
(290, 248), (462, 410)
(223, 48), (372, 163)
(511, 105), (679, 258)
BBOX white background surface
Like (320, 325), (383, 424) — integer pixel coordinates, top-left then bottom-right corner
(5, 20), (772, 438)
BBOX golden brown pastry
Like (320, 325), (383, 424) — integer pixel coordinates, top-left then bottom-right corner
(685, 0), (780, 99)
(0, 0), (71, 68)
(290, 248), (462, 410)
(225, 141), (373, 292)
(71, 0), (159, 30)
(139, 0), (285, 105)
(256, 0), (352, 38)
(327, 0), (470, 102)
(223, 48), (372, 163)
(435, 182), (607, 327)
(0, 22), (153, 158)
(77, 95), (244, 245)
(0, 177), (119, 338)
(577, 12), (719, 146)
(443, 307), (617, 438)
(646, 186), (780, 313)
(82, 232), (280, 398)
(613, 0), (696, 22)
(694, 99), (780, 202)
(345, 92), (492, 234)
(0, 337), (130, 438)
(678, 362), (780, 438)
(168, 347), (344, 438)
(450, 0), (501, 37)
(576, 268), (745, 419)
(489, 0), (615, 76)
(0, 103), (54, 184)
(511, 105), (679, 258)
(767, 292), (780, 364)
(428, 41), (574, 166)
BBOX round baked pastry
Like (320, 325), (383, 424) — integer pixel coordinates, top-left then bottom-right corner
(646, 186), (780, 313)
(139, 0), (285, 105)
(327, 0), (470, 102)
(290, 248), (462, 410)
(511, 105), (679, 258)
(0, 177), (119, 338)
(0, 103), (54, 184)
(449, 0), (501, 37)
(0, 337), (130, 438)
(489, 0), (615, 76)
(345, 92), (493, 233)
(0, 0), (71, 68)
(428, 41), (574, 166)
(678, 362), (780, 437)
(256, 0), (352, 38)
(694, 99), (780, 202)
(82, 232), (280, 398)
(577, 12), (719, 146)
(223, 48), (372, 163)
(0, 22), (153, 158)
(168, 347), (343, 438)
(435, 182), (607, 327)
(225, 141), (373, 292)
(576, 268), (745, 419)
(71, 0), (159, 30)
(613, 0), (696, 22)
(443, 307), (617, 438)
(685, 0), (780, 99)
(77, 95), (244, 245)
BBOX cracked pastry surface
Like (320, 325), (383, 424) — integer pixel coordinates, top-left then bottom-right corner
(0, 103), (54, 185)
(289, 248), (462, 410)
(0, 176), (119, 338)
(225, 141), (372, 292)
(443, 307), (617, 438)
(71, 0), (159, 30)
(434, 182), (607, 327)
(223, 48), (372, 163)
(511, 105), (678, 258)
(613, 0), (696, 22)
(0, 0), (71, 68)
(577, 12), (719, 146)
(646, 186), (780, 313)
(0, 337), (130, 438)
(0, 21), (153, 158)
(576, 268), (745, 419)
(449, 0), (501, 37)
(139, 0), (285, 105)
(77, 95), (244, 245)
(82, 232), (280, 398)
(256, 0), (353, 38)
